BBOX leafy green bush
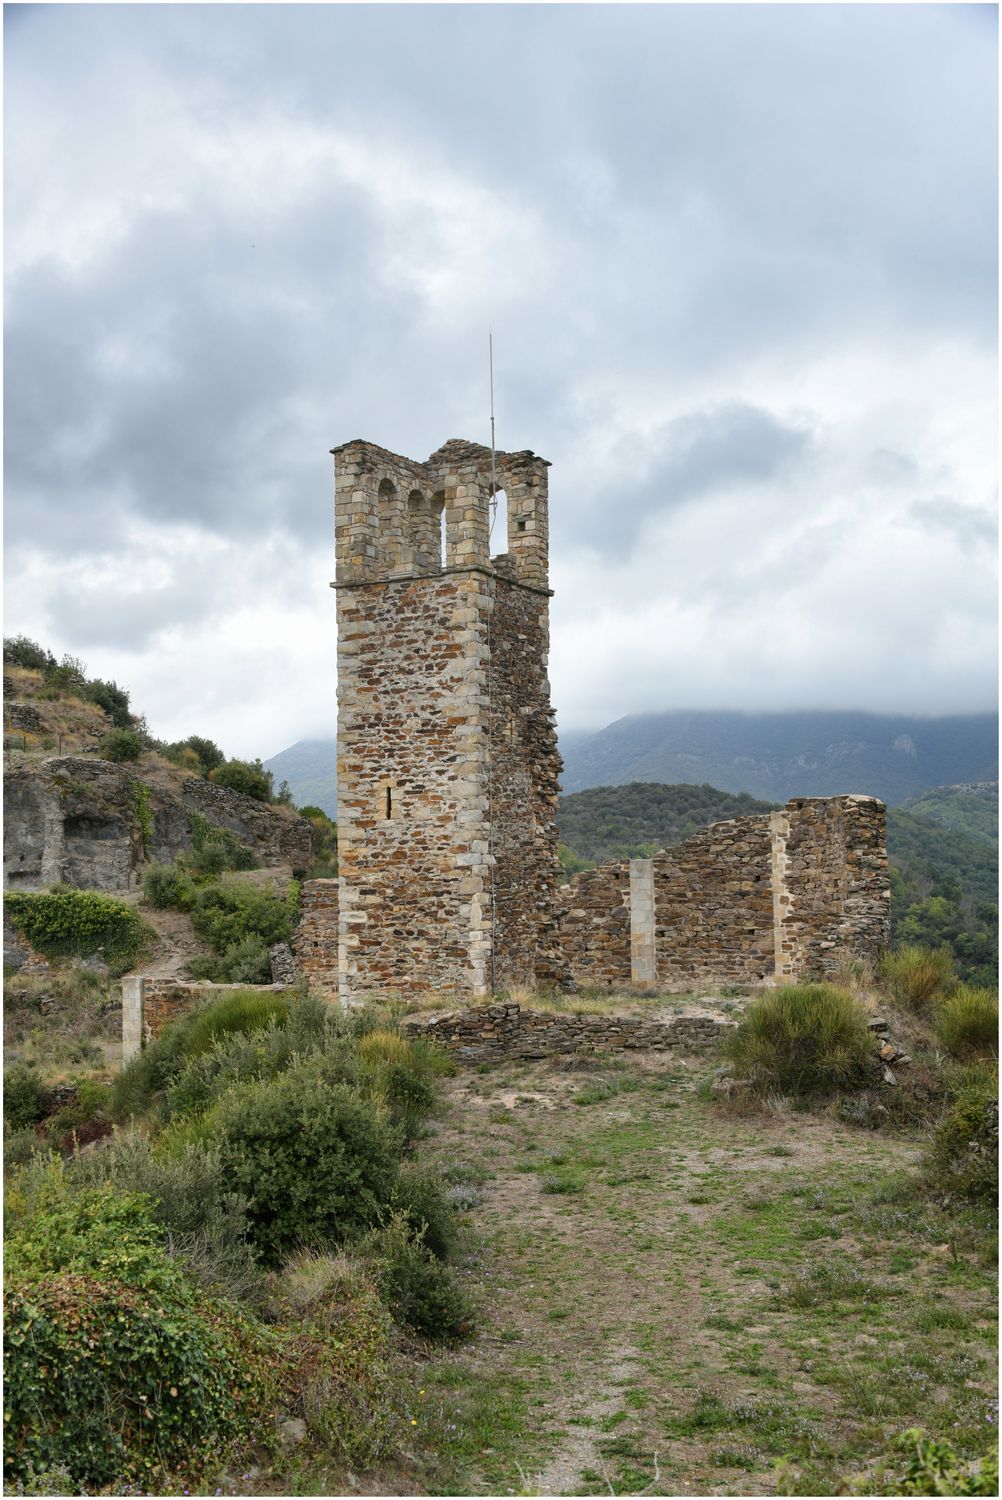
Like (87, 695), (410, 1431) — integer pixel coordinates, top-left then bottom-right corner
(143, 860), (197, 911)
(396, 1164), (458, 1261)
(852, 1428), (1000, 1495)
(276, 1251), (401, 1464)
(924, 1074), (998, 1205)
(189, 877), (298, 956)
(209, 757), (273, 801)
(5, 889), (147, 974)
(3, 1182), (275, 1490)
(83, 677), (132, 728)
(189, 933), (273, 983)
(933, 986), (999, 1059)
(721, 984), (875, 1097)
(97, 726), (144, 762)
(300, 806), (339, 876)
(880, 945), (956, 1013)
(187, 814), (257, 875)
(180, 989), (288, 1059)
(3, 635), (55, 672)
(358, 1213), (474, 1343)
(68, 1130), (263, 1304)
(198, 1062), (403, 1265)
(3, 1064), (51, 1130)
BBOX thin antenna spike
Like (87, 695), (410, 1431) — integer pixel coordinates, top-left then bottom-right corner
(489, 330), (499, 535)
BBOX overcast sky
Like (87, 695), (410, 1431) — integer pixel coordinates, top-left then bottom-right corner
(4, 2), (998, 759)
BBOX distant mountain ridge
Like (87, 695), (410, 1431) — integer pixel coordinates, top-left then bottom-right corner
(559, 710), (998, 807)
(265, 711), (998, 820)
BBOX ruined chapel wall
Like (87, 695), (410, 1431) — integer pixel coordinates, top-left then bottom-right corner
(781, 795), (890, 976)
(335, 572), (492, 999)
(653, 816), (776, 988)
(554, 861), (632, 987)
(291, 878), (340, 996)
(486, 577), (563, 989)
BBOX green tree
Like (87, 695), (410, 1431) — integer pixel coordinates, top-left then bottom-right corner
(209, 758), (273, 802)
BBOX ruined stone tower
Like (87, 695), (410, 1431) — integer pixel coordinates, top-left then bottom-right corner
(331, 438), (562, 1003)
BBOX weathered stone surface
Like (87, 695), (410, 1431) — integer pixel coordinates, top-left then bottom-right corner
(3, 756), (312, 892)
(291, 879), (340, 995)
(554, 795), (890, 990)
(403, 1002), (733, 1064)
(269, 942), (298, 986)
(4, 702), (43, 733)
(333, 437), (560, 1003)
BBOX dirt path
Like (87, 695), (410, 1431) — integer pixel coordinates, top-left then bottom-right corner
(417, 1052), (996, 1496)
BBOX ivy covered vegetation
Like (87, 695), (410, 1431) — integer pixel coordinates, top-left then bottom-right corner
(4, 888), (149, 975)
(4, 992), (473, 1492)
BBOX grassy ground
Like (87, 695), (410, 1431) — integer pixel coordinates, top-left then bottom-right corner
(377, 1051), (998, 1497)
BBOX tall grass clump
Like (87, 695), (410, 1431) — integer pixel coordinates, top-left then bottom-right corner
(722, 984), (874, 1097)
(924, 1068), (998, 1205)
(933, 986), (998, 1060)
(880, 945), (956, 1013)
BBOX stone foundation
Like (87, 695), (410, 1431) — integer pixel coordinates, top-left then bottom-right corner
(292, 879), (340, 995)
(403, 1002), (732, 1064)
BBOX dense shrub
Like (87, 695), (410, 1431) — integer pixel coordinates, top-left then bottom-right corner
(187, 813), (257, 875)
(189, 933), (273, 983)
(68, 1130), (263, 1304)
(358, 1214), (474, 1343)
(881, 945), (956, 1013)
(933, 986), (999, 1059)
(300, 806), (338, 876)
(722, 984), (875, 1097)
(5, 889), (147, 974)
(111, 991), (290, 1121)
(3, 635), (55, 672)
(924, 1073), (998, 1205)
(276, 1251), (401, 1464)
(852, 1428), (1001, 1495)
(3, 1063), (51, 1130)
(143, 860), (197, 911)
(4, 1181), (275, 1490)
(83, 677), (132, 728)
(180, 989), (288, 1059)
(98, 726), (144, 762)
(189, 877), (298, 956)
(198, 1061), (403, 1265)
(209, 757), (273, 802)
(395, 1164), (459, 1261)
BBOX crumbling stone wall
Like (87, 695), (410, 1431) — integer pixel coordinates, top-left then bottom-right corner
(173, 776), (311, 873)
(291, 879), (340, 995)
(654, 817), (776, 988)
(555, 795), (889, 990)
(333, 436), (561, 1004)
(552, 862), (631, 987)
(132, 978), (287, 1047)
(4, 702), (44, 733)
(403, 1002), (732, 1064)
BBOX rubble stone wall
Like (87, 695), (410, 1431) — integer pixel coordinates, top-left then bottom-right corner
(403, 1002), (732, 1064)
(291, 878), (340, 995)
(552, 861), (631, 986)
(554, 796), (889, 990)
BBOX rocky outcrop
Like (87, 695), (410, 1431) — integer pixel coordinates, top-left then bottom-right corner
(3, 756), (312, 893)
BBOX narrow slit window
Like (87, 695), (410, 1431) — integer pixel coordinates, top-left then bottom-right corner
(386, 786), (393, 819)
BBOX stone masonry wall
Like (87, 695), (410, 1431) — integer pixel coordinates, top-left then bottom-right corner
(554, 796), (889, 990)
(403, 1003), (732, 1064)
(654, 816), (776, 988)
(781, 796), (890, 975)
(139, 979), (287, 1042)
(553, 862), (632, 987)
(487, 576), (563, 989)
(291, 878), (340, 996)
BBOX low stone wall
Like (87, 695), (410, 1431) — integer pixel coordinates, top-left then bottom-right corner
(291, 878), (340, 995)
(130, 977), (288, 1051)
(4, 702), (43, 733)
(403, 1002), (732, 1064)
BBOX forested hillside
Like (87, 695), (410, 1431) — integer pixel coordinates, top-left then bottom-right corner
(558, 782), (776, 864)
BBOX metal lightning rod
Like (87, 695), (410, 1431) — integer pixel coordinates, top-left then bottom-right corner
(489, 330), (499, 535)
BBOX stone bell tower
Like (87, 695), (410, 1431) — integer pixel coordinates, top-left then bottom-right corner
(331, 437), (562, 1003)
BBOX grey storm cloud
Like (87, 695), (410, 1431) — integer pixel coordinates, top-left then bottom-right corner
(2, 3), (997, 743)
